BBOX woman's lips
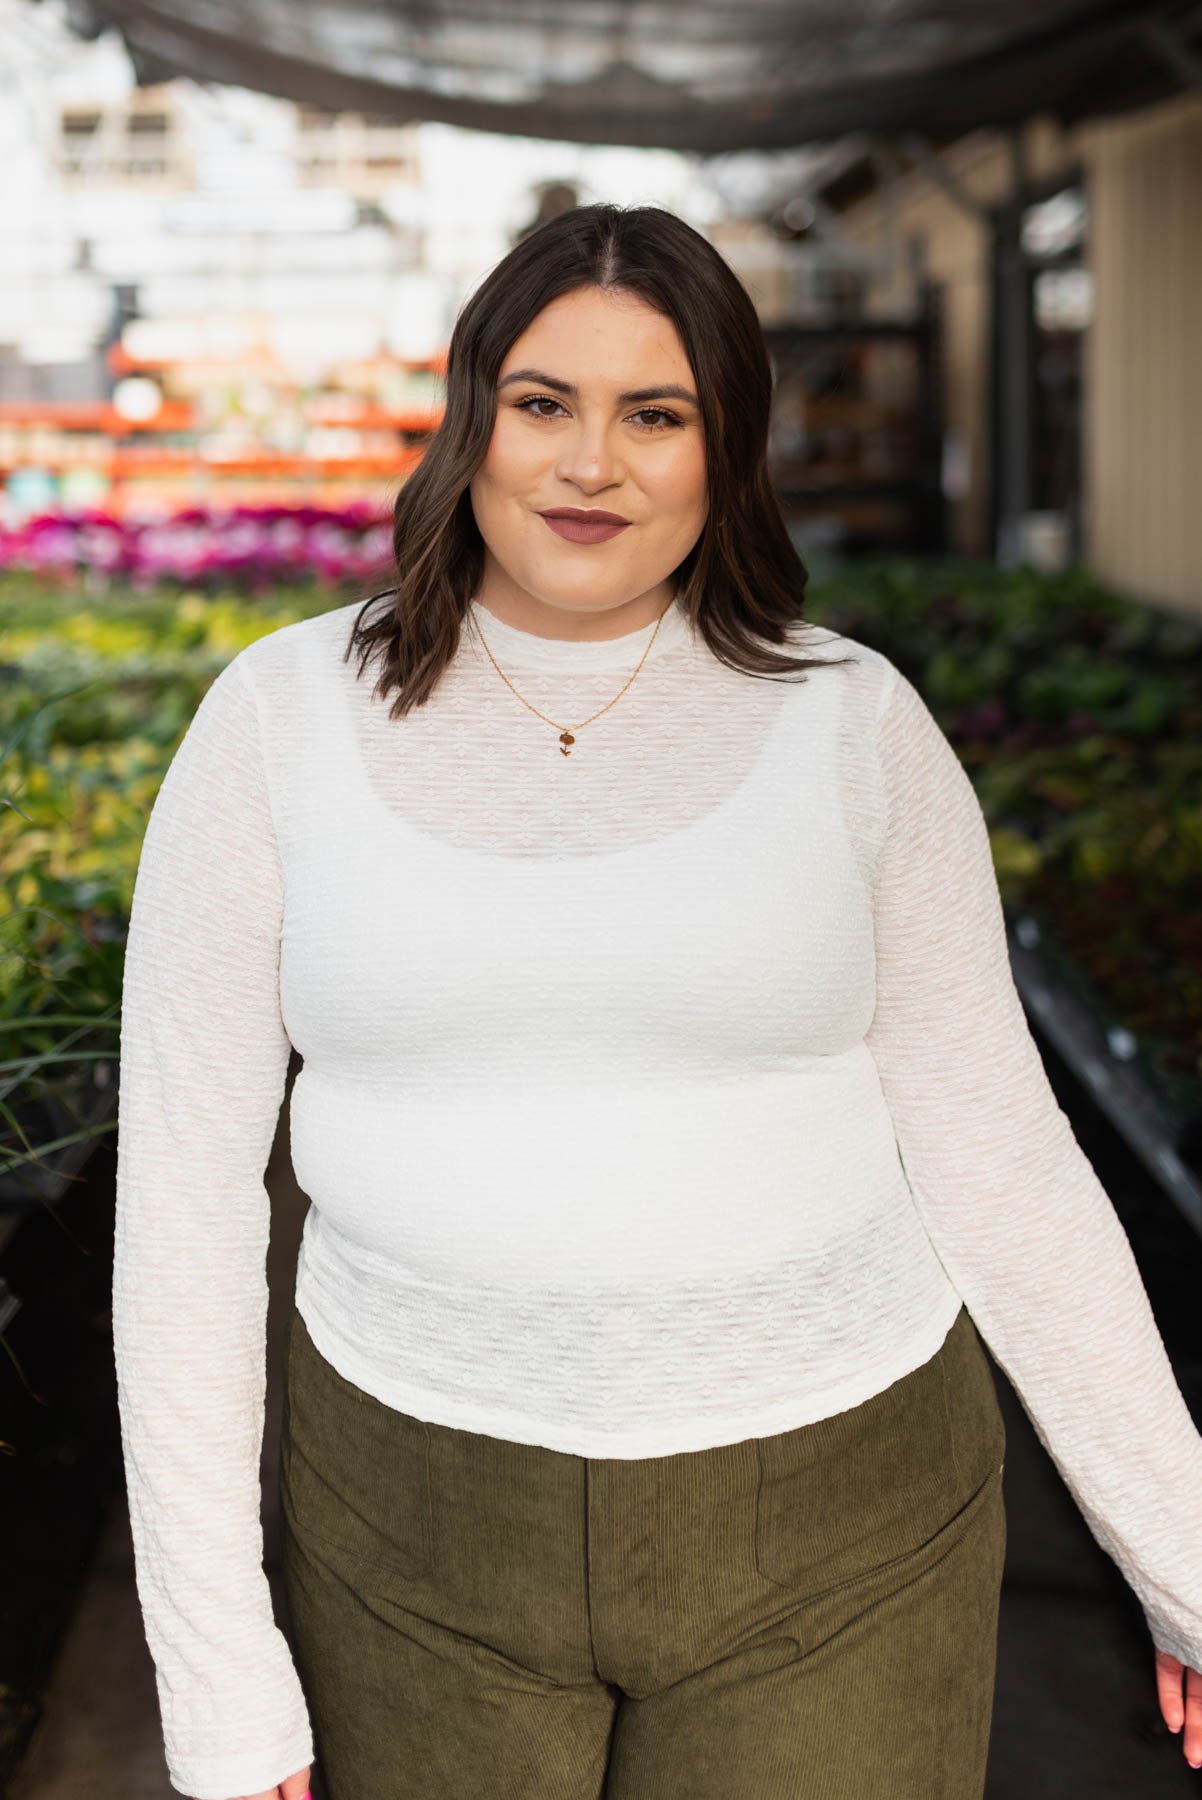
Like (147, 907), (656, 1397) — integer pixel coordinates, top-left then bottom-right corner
(541, 514), (631, 545)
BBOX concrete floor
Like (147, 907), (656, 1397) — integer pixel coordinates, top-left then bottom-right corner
(8, 1047), (1202, 1798)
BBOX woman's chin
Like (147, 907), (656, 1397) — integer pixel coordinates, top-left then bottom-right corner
(522, 572), (637, 609)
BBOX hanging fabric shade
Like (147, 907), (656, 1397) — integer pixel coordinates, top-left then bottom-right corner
(48, 0), (1201, 151)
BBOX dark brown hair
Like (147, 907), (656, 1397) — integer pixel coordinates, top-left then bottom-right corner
(344, 201), (853, 714)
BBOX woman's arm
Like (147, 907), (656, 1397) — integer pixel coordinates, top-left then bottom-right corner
(112, 649), (314, 1800)
(864, 662), (1202, 1673)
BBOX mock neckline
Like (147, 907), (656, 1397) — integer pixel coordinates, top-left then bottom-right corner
(465, 593), (694, 671)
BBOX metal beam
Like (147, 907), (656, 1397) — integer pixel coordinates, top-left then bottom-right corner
(803, 190), (856, 246)
(862, 137), (905, 297)
(994, 125), (1036, 568)
(1137, 14), (1202, 94)
(897, 131), (991, 225)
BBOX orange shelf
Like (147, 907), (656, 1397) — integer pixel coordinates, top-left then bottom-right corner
(0, 448), (427, 481)
(0, 401), (197, 432)
(109, 447), (427, 477)
(106, 342), (448, 376)
(305, 405), (442, 431)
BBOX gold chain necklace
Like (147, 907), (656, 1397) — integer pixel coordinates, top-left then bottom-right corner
(470, 601), (671, 755)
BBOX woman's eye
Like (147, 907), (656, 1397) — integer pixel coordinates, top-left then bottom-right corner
(516, 396), (681, 432)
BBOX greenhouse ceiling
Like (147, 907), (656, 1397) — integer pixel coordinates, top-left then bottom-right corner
(44, 0), (1202, 152)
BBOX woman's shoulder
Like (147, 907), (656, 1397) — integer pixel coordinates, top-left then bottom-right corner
(232, 597), (366, 690)
(785, 618), (901, 702)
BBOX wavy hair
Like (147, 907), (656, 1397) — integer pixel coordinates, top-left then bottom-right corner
(344, 201), (853, 714)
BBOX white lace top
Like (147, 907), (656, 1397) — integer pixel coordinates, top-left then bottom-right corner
(112, 592), (1202, 1799)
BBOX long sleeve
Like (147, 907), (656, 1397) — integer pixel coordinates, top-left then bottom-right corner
(865, 662), (1202, 1670)
(112, 651), (314, 1799)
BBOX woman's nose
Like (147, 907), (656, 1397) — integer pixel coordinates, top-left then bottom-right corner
(557, 428), (619, 484)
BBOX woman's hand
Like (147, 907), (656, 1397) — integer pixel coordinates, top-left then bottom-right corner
(1155, 1650), (1202, 1768)
(225, 1764), (312, 1800)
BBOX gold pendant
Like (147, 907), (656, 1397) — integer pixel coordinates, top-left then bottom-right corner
(559, 730), (575, 756)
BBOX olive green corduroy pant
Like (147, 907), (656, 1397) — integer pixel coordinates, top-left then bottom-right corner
(278, 1298), (1007, 1800)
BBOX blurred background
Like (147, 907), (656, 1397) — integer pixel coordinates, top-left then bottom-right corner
(1, 0), (1200, 1794)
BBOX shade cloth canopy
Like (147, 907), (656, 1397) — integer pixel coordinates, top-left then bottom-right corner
(52, 0), (1202, 152)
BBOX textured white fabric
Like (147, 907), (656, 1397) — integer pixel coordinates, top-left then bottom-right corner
(112, 590), (1202, 1797)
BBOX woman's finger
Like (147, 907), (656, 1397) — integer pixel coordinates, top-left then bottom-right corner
(1184, 1661), (1202, 1769)
(1155, 1648), (1185, 1732)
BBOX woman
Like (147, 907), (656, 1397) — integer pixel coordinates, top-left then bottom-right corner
(112, 203), (1202, 1800)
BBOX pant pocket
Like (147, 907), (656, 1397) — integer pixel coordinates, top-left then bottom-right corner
(280, 1302), (434, 1585)
(754, 1313), (966, 1594)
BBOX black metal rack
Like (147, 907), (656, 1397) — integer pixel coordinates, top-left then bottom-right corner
(762, 278), (947, 555)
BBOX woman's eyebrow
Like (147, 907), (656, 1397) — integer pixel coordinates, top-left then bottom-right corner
(498, 367), (699, 407)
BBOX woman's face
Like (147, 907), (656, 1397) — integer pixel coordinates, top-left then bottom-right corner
(468, 285), (708, 631)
